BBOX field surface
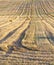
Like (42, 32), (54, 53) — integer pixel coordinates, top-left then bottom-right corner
(0, 0), (54, 65)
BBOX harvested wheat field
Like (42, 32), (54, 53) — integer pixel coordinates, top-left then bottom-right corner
(0, 0), (54, 65)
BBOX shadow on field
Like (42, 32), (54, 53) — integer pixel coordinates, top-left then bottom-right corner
(45, 31), (54, 45)
(15, 22), (39, 51)
(6, 21), (31, 54)
(0, 20), (25, 44)
(14, 22), (30, 49)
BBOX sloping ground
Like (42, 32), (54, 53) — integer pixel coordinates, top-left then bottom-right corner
(0, 0), (54, 65)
